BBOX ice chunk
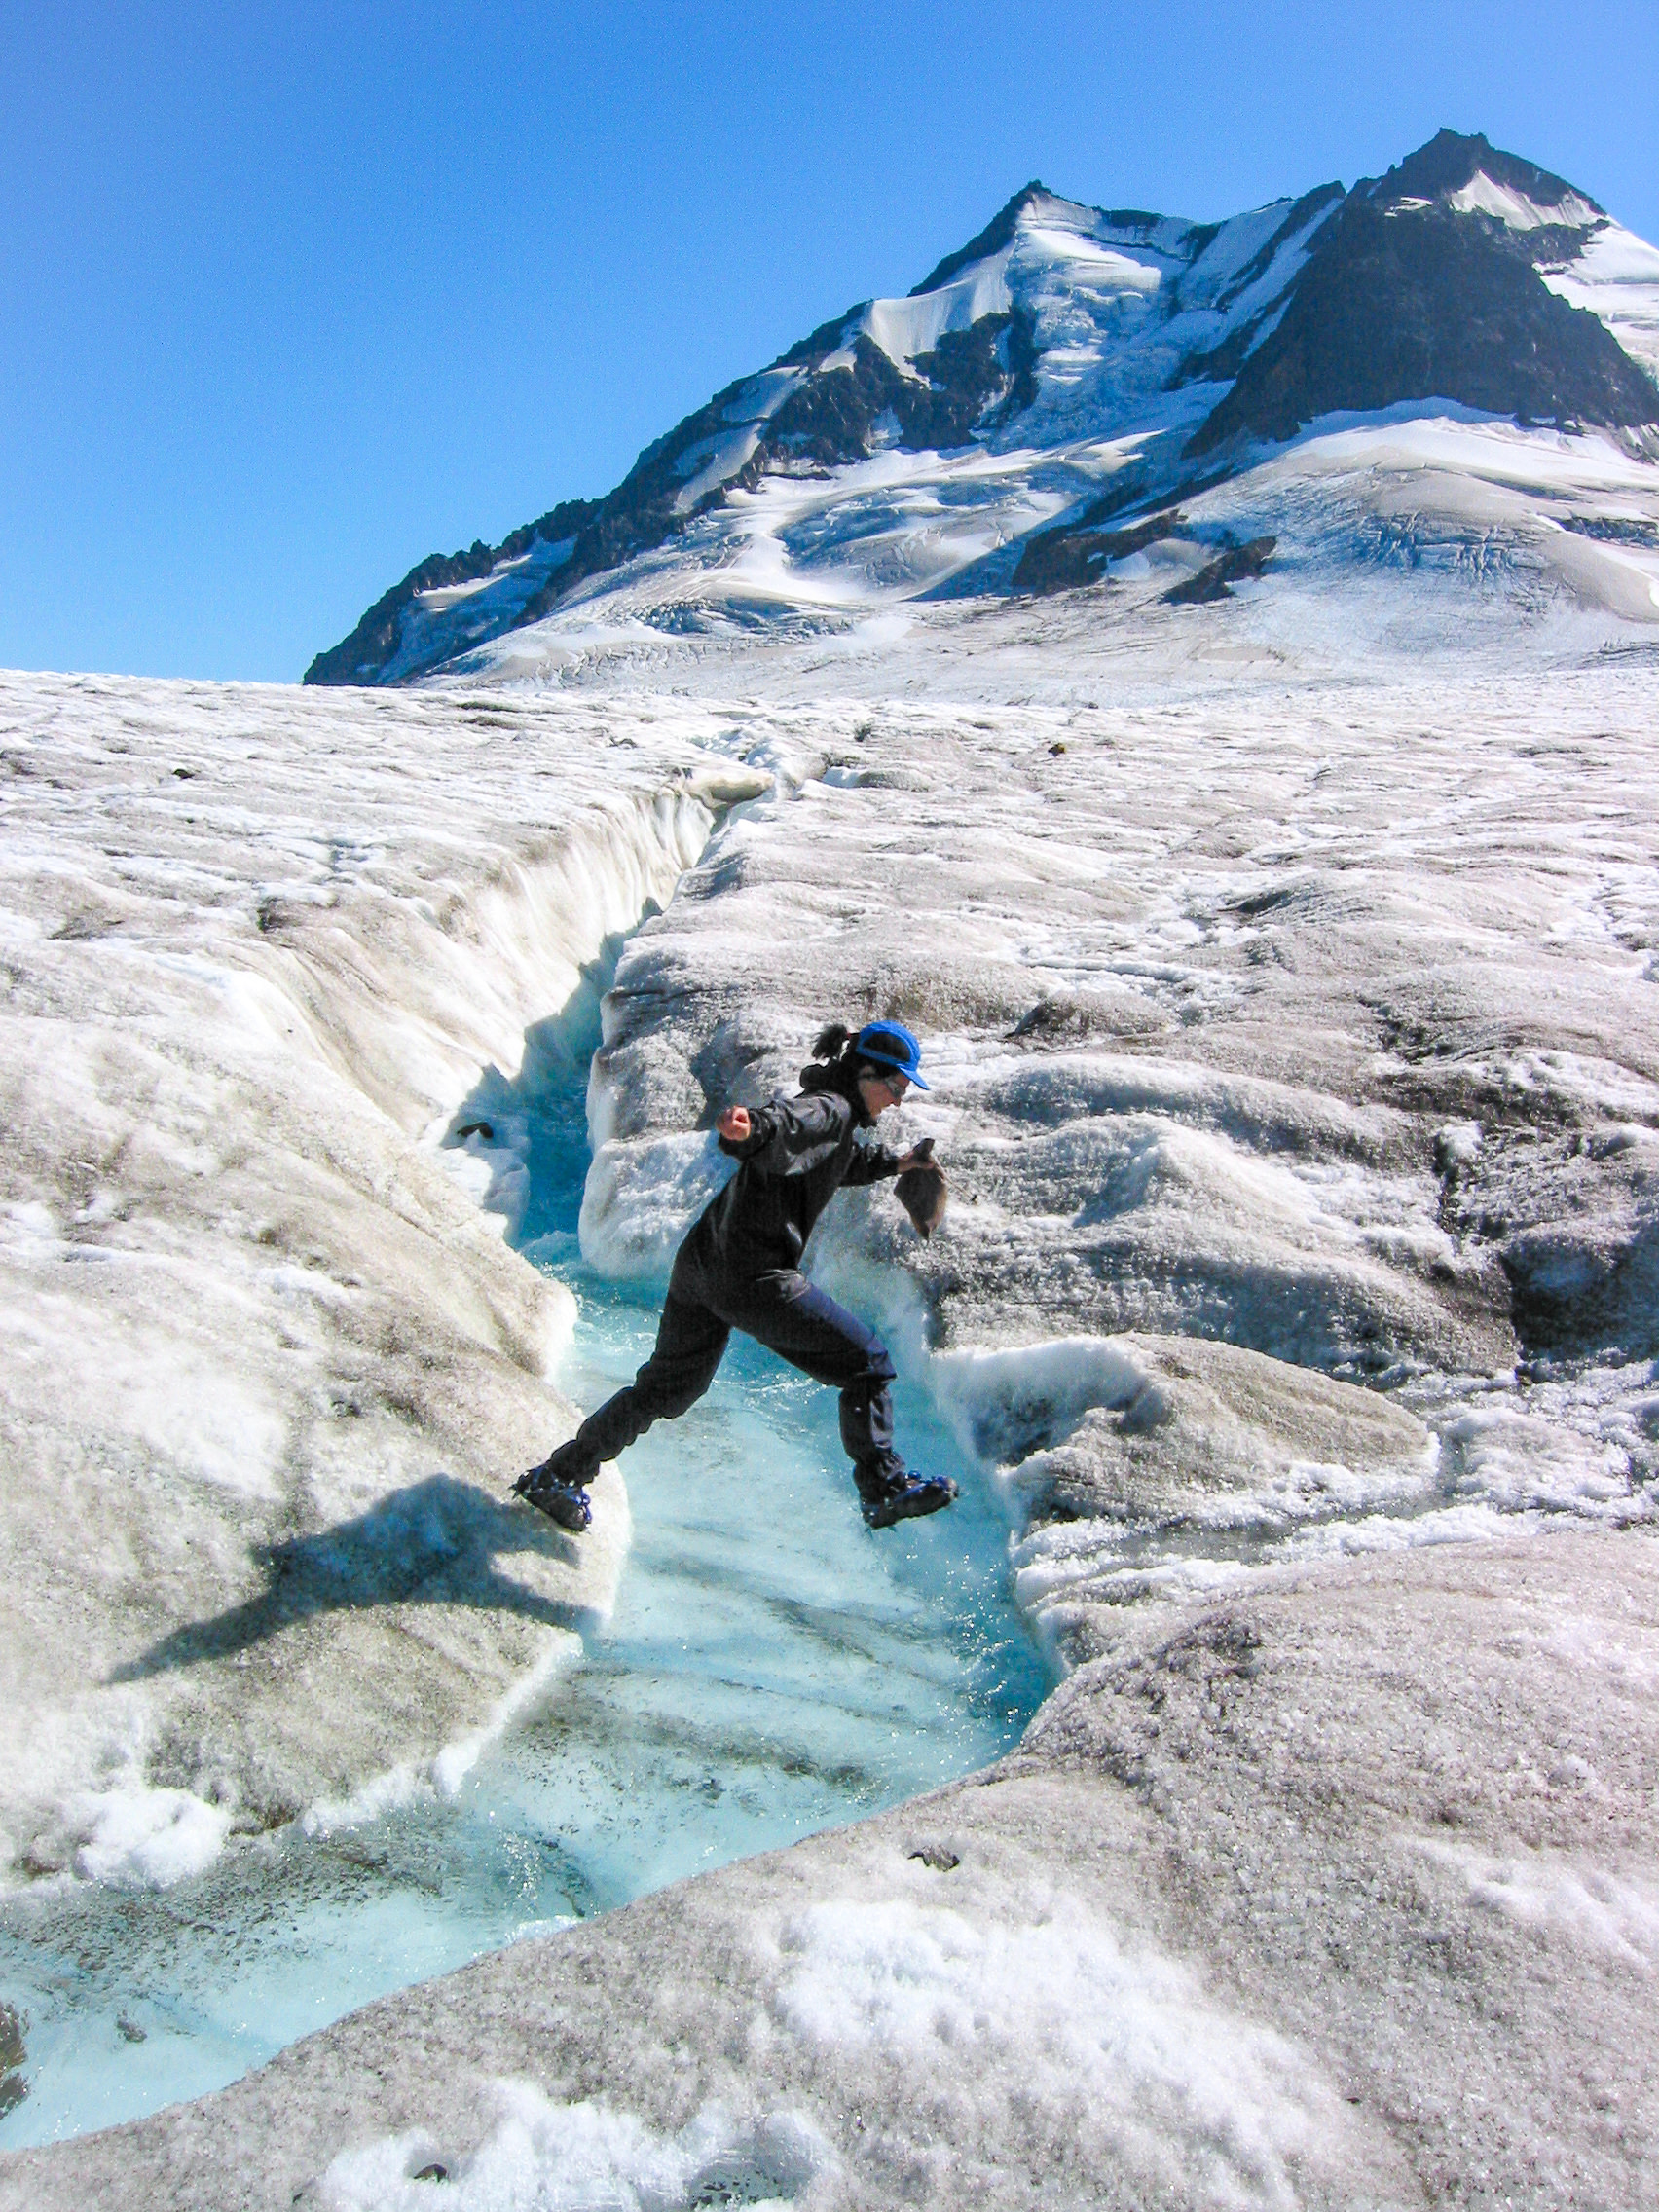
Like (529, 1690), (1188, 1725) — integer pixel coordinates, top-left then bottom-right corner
(68, 1783), (234, 1889)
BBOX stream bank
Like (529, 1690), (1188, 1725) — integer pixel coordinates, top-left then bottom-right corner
(0, 888), (1045, 2152)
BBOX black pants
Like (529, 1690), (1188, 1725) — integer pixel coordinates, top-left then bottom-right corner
(570, 1246), (905, 1494)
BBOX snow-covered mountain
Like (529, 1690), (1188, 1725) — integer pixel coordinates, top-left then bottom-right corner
(306, 129), (1659, 687)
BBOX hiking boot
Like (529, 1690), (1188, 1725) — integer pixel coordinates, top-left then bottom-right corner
(515, 1443), (596, 1532)
(860, 1474), (958, 1530)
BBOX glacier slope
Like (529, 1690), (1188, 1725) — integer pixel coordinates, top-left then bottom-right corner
(10, 1532), (1655, 2212)
(3, 564), (1658, 2202)
(0, 672), (764, 1876)
(442, 414), (1659, 701)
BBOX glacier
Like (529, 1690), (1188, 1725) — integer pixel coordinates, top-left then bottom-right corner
(5, 125), (1659, 2211)
(6, 608), (1657, 2206)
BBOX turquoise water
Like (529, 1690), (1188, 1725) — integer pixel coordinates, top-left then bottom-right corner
(0, 982), (1045, 2151)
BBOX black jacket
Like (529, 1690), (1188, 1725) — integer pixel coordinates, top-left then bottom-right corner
(687, 1081), (903, 1281)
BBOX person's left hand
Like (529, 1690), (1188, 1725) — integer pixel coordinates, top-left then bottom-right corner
(717, 1105), (753, 1143)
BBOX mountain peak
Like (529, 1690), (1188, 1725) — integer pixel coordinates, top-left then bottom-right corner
(1366, 128), (1604, 224)
(909, 181), (1051, 296)
(306, 135), (1659, 686)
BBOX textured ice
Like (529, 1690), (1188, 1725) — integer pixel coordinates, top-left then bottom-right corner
(313, 2089), (830, 2212)
(5, 400), (1659, 2198)
(18, 1534), (1656, 2210)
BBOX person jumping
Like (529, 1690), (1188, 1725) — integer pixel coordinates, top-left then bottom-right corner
(515, 1019), (958, 1535)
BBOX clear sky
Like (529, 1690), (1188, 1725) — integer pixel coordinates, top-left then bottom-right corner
(3, 0), (1655, 683)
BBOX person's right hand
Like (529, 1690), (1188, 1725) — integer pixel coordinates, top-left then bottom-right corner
(717, 1105), (753, 1143)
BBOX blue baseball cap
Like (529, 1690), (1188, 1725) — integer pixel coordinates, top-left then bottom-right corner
(856, 1019), (929, 1090)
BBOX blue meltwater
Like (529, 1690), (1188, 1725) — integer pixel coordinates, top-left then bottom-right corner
(0, 977), (1046, 2150)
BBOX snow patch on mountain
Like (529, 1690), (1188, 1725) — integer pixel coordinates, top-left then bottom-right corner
(860, 243), (1016, 370)
(1448, 172), (1602, 232)
(1543, 219), (1659, 382)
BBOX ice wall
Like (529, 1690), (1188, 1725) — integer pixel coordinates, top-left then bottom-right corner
(573, 675), (1657, 1661)
(0, 672), (766, 1881)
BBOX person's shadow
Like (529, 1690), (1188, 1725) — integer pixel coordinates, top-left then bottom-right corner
(111, 1474), (589, 1682)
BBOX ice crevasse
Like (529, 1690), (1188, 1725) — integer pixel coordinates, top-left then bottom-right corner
(3, 632), (1659, 2207)
(0, 670), (770, 1887)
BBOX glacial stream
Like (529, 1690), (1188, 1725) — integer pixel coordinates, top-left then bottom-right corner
(0, 965), (1047, 2150)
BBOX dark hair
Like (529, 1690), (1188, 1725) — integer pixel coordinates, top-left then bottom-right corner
(800, 1020), (866, 1094)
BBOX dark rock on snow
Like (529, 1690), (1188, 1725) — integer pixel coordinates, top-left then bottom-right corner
(1011, 507), (1189, 596)
(1161, 535), (1278, 605)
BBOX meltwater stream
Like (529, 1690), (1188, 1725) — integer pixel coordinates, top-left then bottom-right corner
(0, 971), (1047, 2151)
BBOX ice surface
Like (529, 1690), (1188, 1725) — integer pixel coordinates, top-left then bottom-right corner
(18, 1534), (1656, 2210)
(5, 420), (1659, 2199)
(314, 2089), (830, 2212)
(1407, 1835), (1659, 1969)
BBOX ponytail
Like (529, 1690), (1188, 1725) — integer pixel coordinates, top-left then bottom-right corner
(800, 1019), (860, 1093)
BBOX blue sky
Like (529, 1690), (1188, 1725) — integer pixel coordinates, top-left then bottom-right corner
(3, 0), (1655, 682)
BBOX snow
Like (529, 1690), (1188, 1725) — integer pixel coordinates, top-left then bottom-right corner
(293, 176), (1659, 696)
(1407, 1836), (1659, 1970)
(314, 2089), (830, 2212)
(721, 367), (802, 425)
(416, 553), (536, 614)
(672, 425), (763, 514)
(862, 245), (1015, 370)
(444, 403), (1659, 682)
(381, 536), (578, 683)
(1543, 218), (1659, 382)
(1448, 172), (1602, 233)
(774, 1897), (1346, 2206)
(68, 1783), (234, 1890)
